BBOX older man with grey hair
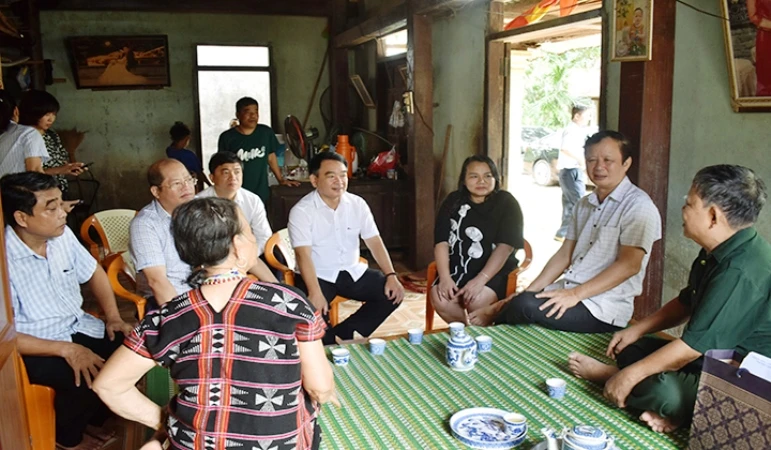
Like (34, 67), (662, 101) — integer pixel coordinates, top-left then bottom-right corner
(568, 164), (771, 433)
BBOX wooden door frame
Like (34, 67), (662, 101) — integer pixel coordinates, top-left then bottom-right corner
(485, 5), (674, 317)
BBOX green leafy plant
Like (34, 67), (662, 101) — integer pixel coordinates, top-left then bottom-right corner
(522, 46), (600, 129)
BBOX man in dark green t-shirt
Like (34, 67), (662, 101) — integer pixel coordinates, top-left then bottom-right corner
(566, 164), (770, 433)
(217, 97), (299, 206)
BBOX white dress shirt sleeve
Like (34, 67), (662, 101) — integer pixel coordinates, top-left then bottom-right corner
(249, 197), (272, 255)
(288, 203), (313, 248)
(357, 197), (380, 240)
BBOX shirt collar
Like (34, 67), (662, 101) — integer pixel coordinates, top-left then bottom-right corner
(234, 188), (244, 204)
(5, 225), (45, 261)
(151, 199), (172, 219)
(311, 190), (349, 211)
(709, 227), (757, 263)
(588, 176), (633, 206)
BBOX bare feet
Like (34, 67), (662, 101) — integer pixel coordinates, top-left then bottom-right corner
(468, 302), (503, 326)
(568, 352), (619, 383)
(640, 411), (682, 433)
(56, 434), (104, 450)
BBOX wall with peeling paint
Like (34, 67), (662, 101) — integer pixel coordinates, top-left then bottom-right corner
(661, 2), (771, 303)
(432, 2), (488, 202)
(41, 11), (328, 210)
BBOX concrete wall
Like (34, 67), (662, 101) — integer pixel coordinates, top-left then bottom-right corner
(432, 2), (488, 198)
(661, 2), (771, 303)
(41, 11), (328, 210)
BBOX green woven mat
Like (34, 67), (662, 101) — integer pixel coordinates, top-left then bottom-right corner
(320, 325), (688, 449)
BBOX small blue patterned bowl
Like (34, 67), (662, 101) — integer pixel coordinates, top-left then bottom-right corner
(332, 348), (350, 366)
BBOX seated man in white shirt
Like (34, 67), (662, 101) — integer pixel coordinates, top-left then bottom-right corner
(473, 131), (662, 333)
(288, 152), (404, 345)
(197, 151), (276, 281)
(2, 171), (133, 450)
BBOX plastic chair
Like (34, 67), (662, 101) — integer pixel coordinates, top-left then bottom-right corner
(17, 352), (55, 450)
(79, 209), (137, 267)
(265, 228), (367, 326)
(425, 239), (533, 331)
(106, 252), (147, 320)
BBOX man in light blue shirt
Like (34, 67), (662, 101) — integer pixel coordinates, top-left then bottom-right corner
(2, 171), (132, 449)
(129, 159), (196, 307)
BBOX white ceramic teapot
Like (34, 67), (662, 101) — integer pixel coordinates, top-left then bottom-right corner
(445, 322), (477, 371)
(542, 425), (614, 450)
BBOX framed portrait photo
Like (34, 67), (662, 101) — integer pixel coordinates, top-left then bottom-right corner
(350, 74), (376, 109)
(611, 0), (653, 62)
(66, 35), (170, 90)
(721, 0), (771, 112)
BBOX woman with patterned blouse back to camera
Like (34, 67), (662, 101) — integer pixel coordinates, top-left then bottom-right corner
(431, 155), (525, 326)
(93, 197), (337, 450)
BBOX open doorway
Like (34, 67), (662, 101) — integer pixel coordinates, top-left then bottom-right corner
(498, 11), (603, 285)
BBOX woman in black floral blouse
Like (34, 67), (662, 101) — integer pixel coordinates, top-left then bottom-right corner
(432, 155), (525, 325)
(19, 90), (87, 199)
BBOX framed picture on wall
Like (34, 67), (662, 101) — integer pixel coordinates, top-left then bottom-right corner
(350, 74), (376, 109)
(611, 0), (653, 62)
(66, 35), (170, 90)
(721, 0), (771, 112)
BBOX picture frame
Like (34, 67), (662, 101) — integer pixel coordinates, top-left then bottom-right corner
(721, 0), (771, 112)
(350, 74), (376, 109)
(610, 0), (653, 62)
(66, 35), (170, 90)
(398, 64), (409, 86)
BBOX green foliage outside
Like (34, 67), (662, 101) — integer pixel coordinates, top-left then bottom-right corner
(522, 46), (601, 129)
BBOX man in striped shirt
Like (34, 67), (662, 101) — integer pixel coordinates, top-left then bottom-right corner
(2, 172), (133, 450)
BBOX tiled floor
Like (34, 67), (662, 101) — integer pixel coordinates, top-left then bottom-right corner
(336, 290), (448, 338)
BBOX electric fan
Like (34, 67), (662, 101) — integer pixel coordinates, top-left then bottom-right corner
(283, 115), (319, 164)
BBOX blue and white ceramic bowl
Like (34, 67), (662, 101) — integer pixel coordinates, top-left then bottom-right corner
(450, 407), (528, 449)
(331, 348), (350, 366)
(546, 378), (567, 399)
(408, 328), (423, 344)
(475, 335), (493, 352)
(369, 338), (386, 355)
(503, 413), (527, 436)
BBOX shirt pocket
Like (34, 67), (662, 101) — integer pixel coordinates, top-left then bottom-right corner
(59, 266), (82, 305)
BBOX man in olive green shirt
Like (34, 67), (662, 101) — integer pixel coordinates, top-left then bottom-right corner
(567, 164), (770, 433)
(217, 97), (298, 206)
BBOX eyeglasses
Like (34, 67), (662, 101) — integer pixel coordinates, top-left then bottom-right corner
(163, 176), (197, 191)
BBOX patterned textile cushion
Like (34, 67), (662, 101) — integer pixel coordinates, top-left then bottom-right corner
(688, 350), (771, 450)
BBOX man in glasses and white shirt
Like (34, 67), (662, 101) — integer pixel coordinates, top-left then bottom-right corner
(129, 159), (197, 309)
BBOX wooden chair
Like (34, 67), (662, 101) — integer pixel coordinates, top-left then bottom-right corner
(17, 352), (55, 450)
(106, 252), (147, 320)
(265, 228), (367, 326)
(425, 239), (533, 331)
(79, 209), (137, 267)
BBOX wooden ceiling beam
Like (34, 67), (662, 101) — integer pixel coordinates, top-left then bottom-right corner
(38, 0), (331, 17)
(333, 0), (472, 48)
(334, 2), (407, 48)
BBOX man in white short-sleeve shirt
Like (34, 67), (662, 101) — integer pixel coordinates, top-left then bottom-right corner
(474, 130), (661, 333)
(196, 151), (276, 282)
(288, 152), (404, 344)
(555, 104), (592, 241)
